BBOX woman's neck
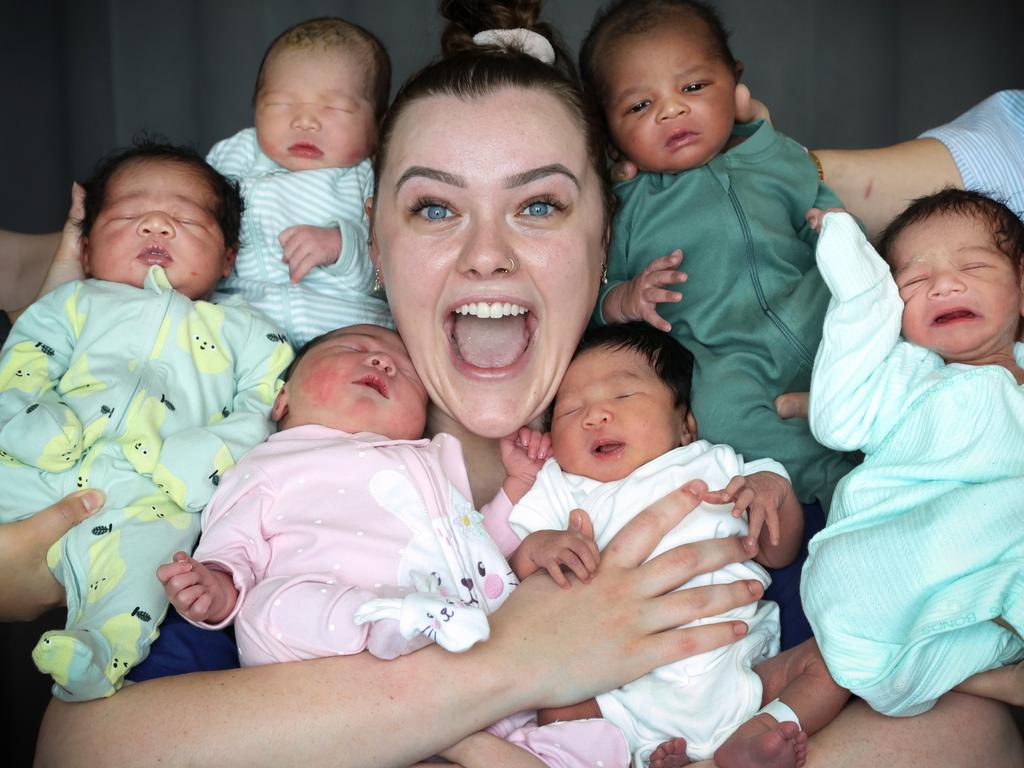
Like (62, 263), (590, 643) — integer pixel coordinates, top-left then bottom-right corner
(426, 406), (505, 508)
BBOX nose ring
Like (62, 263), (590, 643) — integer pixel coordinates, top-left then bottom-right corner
(499, 255), (517, 274)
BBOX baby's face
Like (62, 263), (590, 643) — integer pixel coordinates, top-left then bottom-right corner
(279, 325), (428, 440)
(82, 159), (233, 299)
(602, 23), (737, 173)
(550, 345), (693, 482)
(891, 212), (1024, 365)
(255, 46), (377, 172)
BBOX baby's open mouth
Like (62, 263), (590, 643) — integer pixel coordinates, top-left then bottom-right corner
(591, 440), (624, 456)
(934, 309), (976, 324)
(449, 302), (531, 369)
(354, 375), (388, 398)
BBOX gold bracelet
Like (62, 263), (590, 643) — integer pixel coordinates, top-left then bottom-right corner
(808, 149), (825, 182)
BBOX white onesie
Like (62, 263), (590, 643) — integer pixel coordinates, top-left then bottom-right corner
(508, 441), (784, 764)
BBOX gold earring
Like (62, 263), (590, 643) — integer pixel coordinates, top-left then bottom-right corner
(601, 260), (608, 285)
(373, 269), (382, 293)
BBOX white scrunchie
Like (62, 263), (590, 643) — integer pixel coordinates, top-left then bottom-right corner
(472, 28), (556, 64)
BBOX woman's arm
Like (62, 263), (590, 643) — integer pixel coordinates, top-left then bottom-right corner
(813, 139), (962, 239)
(35, 484), (761, 767)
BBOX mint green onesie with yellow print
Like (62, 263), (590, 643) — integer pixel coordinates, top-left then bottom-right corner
(0, 266), (292, 701)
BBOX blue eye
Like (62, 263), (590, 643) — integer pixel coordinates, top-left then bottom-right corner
(422, 204), (450, 220)
(524, 201), (554, 217)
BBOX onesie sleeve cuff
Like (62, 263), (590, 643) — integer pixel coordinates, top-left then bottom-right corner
(816, 212), (892, 301)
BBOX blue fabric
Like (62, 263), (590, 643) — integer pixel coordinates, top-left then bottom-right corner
(764, 500), (825, 651)
(128, 607), (238, 682)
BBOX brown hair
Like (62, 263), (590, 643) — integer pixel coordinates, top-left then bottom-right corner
(254, 17), (392, 122)
(373, 0), (615, 228)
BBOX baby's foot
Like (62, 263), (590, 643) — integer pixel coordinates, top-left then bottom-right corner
(714, 715), (807, 768)
(650, 736), (690, 767)
(32, 629), (116, 701)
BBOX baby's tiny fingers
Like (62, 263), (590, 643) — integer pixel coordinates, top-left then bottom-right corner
(546, 562), (571, 589)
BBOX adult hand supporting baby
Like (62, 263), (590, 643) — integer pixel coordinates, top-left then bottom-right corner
(7, 182), (87, 325)
(488, 482), (761, 709)
(36, 483), (760, 768)
(0, 489), (104, 621)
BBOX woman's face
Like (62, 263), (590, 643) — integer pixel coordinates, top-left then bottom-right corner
(372, 88), (607, 437)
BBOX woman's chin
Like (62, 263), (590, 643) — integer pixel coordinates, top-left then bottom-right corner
(449, 386), (544, 439)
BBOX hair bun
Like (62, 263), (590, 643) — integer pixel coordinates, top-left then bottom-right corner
(439, 0), (546, 57)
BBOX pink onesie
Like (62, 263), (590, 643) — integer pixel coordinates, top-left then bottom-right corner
(191, 425), (627, 766)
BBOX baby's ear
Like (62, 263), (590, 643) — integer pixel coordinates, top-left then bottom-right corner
(679, 409), (698, 445)
(80, 236), (92, 276)
(222, 245), (238, 277)
(270, 386), (289, 424)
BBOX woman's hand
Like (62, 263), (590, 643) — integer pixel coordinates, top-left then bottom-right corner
(47, 182), (88, 289)
(0, 489), (104, 621)
(485, 480), (762, 709)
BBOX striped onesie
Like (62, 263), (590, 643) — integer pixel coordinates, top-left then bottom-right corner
(208, 127), (393, 348)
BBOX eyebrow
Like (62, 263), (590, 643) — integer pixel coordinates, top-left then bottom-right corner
(504, 164), (580, 190)
(395, 166), (466, 191)
(394, 164), (580, 193)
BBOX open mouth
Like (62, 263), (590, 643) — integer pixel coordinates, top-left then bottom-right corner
(934, 309), (977, 324)
(137, 245), (171, 266)
(354, 374), (388, 398)
(590, 439), (625, 457)
(289, 143), (324, 159)
(447, 301), (533, 371)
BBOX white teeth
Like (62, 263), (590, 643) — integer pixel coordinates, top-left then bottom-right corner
(454, 302), (528, 318)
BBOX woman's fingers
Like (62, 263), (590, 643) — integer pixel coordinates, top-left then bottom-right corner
(0, 489), (104, 620)
(33, 489), (104, 547)
(641, 535), (756, 598)
(603, 482), (704, 568)
(644, 581), (763, 633)
(638, 620), (751, 673)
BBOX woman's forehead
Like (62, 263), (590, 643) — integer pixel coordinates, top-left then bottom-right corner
(385, 88), (588, 178)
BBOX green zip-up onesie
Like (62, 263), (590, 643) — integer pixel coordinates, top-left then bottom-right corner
(597, 121), (856, 509)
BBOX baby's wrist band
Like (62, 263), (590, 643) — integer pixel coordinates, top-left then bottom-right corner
(757, 698), (802, 730)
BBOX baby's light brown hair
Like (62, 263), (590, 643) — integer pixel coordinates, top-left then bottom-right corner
(254, 17), (392, 122)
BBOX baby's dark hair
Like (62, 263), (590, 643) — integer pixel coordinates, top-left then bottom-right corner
(254, 17), (392, 122)
(580, 0), (738, 106)
(573, 321), (694, 410)
(81, 138), (243, 250)
(876, 188), (1024, 278)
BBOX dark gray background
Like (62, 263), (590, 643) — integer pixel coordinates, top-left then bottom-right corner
(2, 0), (1022, 233)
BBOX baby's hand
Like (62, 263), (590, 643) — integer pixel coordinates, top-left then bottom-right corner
(805, 207), (847, 234)
(518, 523), (600, 589)
(703, 472), (791, 549)
(156, 551), (233, 623)
(499, 426), (552, 503)
(603, 250), (686, 331)
(500, 426), (551, 470)
(279, 224), (343, 282)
